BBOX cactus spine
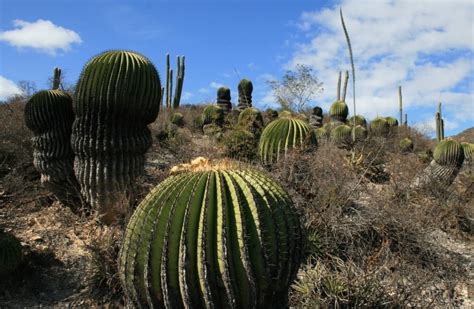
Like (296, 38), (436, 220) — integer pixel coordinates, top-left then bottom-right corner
(119, 158), (302, 308)
(24, 67), (81, 210)
(72, 50), (161, 223)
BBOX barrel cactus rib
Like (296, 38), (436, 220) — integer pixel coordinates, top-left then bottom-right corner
(119, 159), (302, 308)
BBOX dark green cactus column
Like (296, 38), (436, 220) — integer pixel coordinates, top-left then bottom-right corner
(237, 79), (253, 110)
(216, 86), (232, 112)
(72, 50), (161, 223)
(24, 68), (81, 210)
(119, 158), (302, 308)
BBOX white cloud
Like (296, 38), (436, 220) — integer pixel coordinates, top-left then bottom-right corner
(181, 91), (193, 101)
(288, 0), (474, 130)
(198, 88), (210, 94)
(0, 19), (82, 55)
(0, 76), (23, 101)
(209, 81), (224, 89)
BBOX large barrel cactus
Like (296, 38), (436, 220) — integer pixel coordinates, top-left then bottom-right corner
(348, 115), (367, 127)
(119, 158), (302, 308)
(329, 100), (348, 123)
(370, 117), (390, 136)
(352, 125), (368, 143)
(411, 139), (464, 189)
(216, 87), (232, 112)
(24, 68), (81, 210)
(0, 230), (22, 276)
(72, 50), (161, 222)
(330, 124), (352, 147)
(259, 117), (317, 164)
(237, 79), (253, 110)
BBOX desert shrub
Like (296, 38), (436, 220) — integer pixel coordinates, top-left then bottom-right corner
(221, 129), (258, 161)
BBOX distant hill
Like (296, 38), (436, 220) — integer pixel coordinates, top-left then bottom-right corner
(452, 127), (474, 143)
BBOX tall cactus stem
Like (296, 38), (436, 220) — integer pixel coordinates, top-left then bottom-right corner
(165, 53), (171, 109)
(404, 113), (408, 127)
(340, 8), (356, 118)
(398, 86), (403, 126)
(336, 71), (342, 101)
(441, 119), (445, 140)
(342, 70), (349, 102)
(173, 55), (185, 108)
(435, 112), (442, 142)
(53, 67), (61, 90)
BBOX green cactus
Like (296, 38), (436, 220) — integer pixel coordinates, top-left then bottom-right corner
(237, 108), (264, 137)
(201, 105), (225, 127)
(24, 68), (81, 210)
(264, 108), (279, 122)
(461, 142), (474, 164)
(279, 110), (293, 118)
(171, 112), (184, 127)
(237, 79), (253, 110)
(259, 117), (317, 164)
(119, 158), (302, 308)
(72, 50), (161, 223)
(0, 230), (22, 276)
(370, 117), (390, 136)
(411, 139), (464, 189)
(216, 86), (232, 112)
(399, 138), (414, 153)
(315, 127), (329, 141)
(309, 106), (324, 128)
(164, 54), (185, 109)
(385, 116), (399, 127)
(330, 124), (352, 147)
(222, 129), (258, 161)
(352, 125), (368, 143)
(329, 100), (348, 123)
(348, 115), (367, 127)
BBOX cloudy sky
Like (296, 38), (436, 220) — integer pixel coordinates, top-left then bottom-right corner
(1, 0), (472, 136)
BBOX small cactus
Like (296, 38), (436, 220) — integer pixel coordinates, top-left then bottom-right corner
(72, 50), (161, 223)
(348, 115), (367, 127)
(237, 79), (253, 110)
(170, 112), (184, 127)
(315, 127), (329, 141)
(237, 108), (265, 137)
(399, 138), (414, 153)
(370, 117), (390, 136)
(385, 116), (399, 127)
(352, 125), (368, 143)
(461, 142), (474, 165)
(201, 105), (225, 127)
(329, 100), (348, 123)
(330, 124), (352, 147)
(24, 68), (81, 210)
(259, 117), (317, 164)
(216, 86), (232, 112)
(119, 158), (302, 308)
(0, 230), (22, 276)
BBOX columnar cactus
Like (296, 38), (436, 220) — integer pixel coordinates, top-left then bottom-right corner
(0, 230), (22, 276)
(329, 100), (348, 124)
(24, 68), (81, 210)
(164, 54), (186, 109)
(237, 79), (253, 110)
(399, 138), (414, 153)
(259, 117), (317, 164)
(216, 86), (232, 112)
(370, 117), (390, 136)
(72, 50), (161, 222)
(119, 158), (302, 308)
(411, 139), (464, 189)
(348, 115), (367, 127)
(330, 124), (352, 147)
(237, 107), (264, 137)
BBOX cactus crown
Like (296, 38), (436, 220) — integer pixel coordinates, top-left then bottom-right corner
(385, 116), (399, 127)
(259, 116), (317, 164)
(238, 78), (253, 95)
(329, 100), (349, 122)
(0, 231), (22, 276)
(75, 50), (161, 123)
(119, 158), (302, 308)
(433, 139), (464, 167)
(217, 87), (231, 101)
(348, 115), (367, 127)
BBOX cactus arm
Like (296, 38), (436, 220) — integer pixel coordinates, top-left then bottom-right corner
(165, 53), (171, 109)
(342, 70), (349, 102)
(53, 67), (61, 90)
(436, 112), (442, 142)
(337, 71), (342, 101)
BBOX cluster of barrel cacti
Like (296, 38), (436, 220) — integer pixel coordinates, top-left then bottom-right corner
(119, 158), (301, 308)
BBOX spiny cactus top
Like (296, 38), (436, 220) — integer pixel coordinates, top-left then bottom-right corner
(216, 86), (232, 111)
(399, 138), (414, 153)
(238, 79), (253, 108)
(0, 230), (22, 276)
(370, 117), (390, 135)
(201, 105), (225, 126)
(461, 142), (474, 163)
(329, 100), (348, 123)
(119, 158), (302, 308)
(75, 50), (161, 123)
(385, 116), (399, 127)
(259, 117), (317, 164)
(330, 124), (352, 146)
(348, 115), (367, 127)
(433, 139), (464, 167)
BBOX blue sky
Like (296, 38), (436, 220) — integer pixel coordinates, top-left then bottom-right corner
(1, 0), (473, 136)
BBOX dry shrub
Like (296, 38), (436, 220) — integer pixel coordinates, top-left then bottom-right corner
(272, 143), (470, 307)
